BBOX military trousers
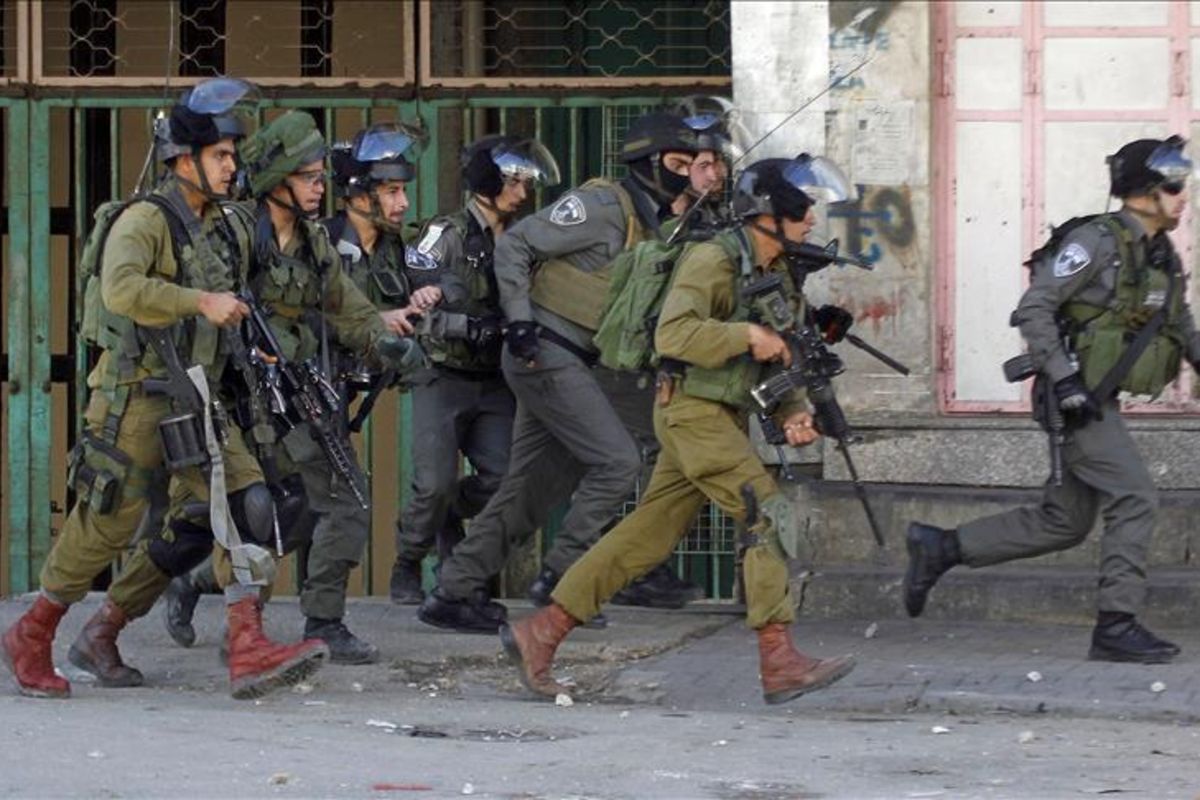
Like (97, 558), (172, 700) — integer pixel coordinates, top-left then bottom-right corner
(957, 401), (1157, 615)
(436, 341), (641, 600)
(278, 425), (372, 622)
(551, 393), (794, 628)
(396, 367), (515, 564)
(47, 389), (261, 618)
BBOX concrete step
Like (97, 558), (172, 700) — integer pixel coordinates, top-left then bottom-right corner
(786, 478), (1200, 569)
(795, 565), (1200, 629)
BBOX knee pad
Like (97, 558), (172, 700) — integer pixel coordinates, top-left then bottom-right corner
(229, 482), (276, 547)
(149, 518), (215, 577)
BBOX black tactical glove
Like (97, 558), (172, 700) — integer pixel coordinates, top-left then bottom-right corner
(812, 305), (854, 344)
(1053, 373), (1102, 422)
(467, 316), (503, 350)
(375, 332), (428, 377)
(505, 320), (540, 364)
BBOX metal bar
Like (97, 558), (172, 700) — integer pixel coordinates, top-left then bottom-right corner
(6, 99), (32, 591)
(110, 108), (120, 198)
(73, 107), (88, 446)
(28, 100), (53, 576)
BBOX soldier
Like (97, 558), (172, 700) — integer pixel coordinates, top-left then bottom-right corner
(500, 156), (857, 704)
(160, 122), (430, 653)
(102, 111), (423, 674)
(389, 135), (559, 605)
(905, 136), (1199, 664)
(0, 79), (332, 700)
(417, 112), (699, 632)
(674, 95), (746, 232)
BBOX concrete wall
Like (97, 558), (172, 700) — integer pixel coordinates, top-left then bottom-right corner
(733, 1), (933, 415)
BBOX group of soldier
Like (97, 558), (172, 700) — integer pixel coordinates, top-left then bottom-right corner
(1, 74), (1196, 706)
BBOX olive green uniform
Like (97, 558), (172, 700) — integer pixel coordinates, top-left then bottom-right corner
(396, 200), (515, 566)
(551, 231), (805, 628)
(957, 209), (1200, 615)
(47, 179), (264, 615)
(109, 202), (389, 621)
(435, 179), (660, 600)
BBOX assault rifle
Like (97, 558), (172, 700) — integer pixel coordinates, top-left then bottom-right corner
(238, 292), (370, 510)
(742, 274), (886, 548)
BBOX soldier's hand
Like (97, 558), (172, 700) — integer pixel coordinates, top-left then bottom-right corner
(748, 324), (792, 366)
(813, 304), (853, 344)
(781, 411), (820, 447)
(410, 286), (443, 311)
(1054, 373), (1102, 421)
(375, 332), (428, 376)
(381, 306), (421, 336)
(198, 291), (250, 327)
(506, 321), (540, 366)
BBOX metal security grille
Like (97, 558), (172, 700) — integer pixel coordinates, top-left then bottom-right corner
(33, 0), (415, 86)
(422, 0), (731, 88)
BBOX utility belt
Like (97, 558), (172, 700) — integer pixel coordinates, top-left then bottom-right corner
(435, 363), (504, 382)
(537, 326), (599, 368)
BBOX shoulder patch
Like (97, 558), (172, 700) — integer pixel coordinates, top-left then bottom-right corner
(549, 195), (587, 226)
(1053, 242), (1091, 278)
(416, 222), (448, 256)
(405, 248), (439, 271)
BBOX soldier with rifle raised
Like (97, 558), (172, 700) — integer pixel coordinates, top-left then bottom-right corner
(499, 156), (861, 705)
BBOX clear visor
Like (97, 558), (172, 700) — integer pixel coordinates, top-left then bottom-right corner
(355, 127), (419, 164)
(184, 77), (258, 115)
(782, 154), (855, 203)
(493, 140), (561, 187)
(1148, 135), (1194, 181)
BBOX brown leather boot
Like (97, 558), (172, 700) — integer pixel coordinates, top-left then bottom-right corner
(226, 597), (328, 700)
(499, 603), (578, 698)
(757, 622), (856, 705)
(67, 598), (144, 687)
(1, 594), (71, 698)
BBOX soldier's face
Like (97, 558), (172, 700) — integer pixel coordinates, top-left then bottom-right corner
(494, 175), (532, 214)
(372, 180), (410, 223)
(1156, 181), (1187, 230)
(661, 151), (694, 177)
(195, 138), (238, 196)
(689, 150), (726, 195)
(283, 159), (327, 214)
(780, 207), (817, 243)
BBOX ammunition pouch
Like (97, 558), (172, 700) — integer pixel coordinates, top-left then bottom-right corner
(1073, 324), (1182, 398)
(68, 432), (135, 515)
(157, 403), (227, 474)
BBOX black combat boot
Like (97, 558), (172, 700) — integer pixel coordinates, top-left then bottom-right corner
(611, 564), (697, 609)
(389, 557), (425, 606)
(417, 587), (509, 634)
(528, 566), (607, 629)
(1089, 612), (1181, 664)
(303, 618), (380, 665)
(902, 522), (962, 617)
(163, 574), (202, 648)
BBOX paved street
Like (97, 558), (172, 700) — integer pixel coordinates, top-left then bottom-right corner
(1, 593), (1197, 799)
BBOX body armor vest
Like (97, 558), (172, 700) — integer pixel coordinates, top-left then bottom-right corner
(678, 232), (805, 412)
(1060, 216), (1185, 397)
(528, 178), (648, 332)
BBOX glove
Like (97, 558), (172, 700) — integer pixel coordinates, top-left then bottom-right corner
(375, 332), (428, 377)
(467, 316), (503, 350)
(812, 305), (853, 344)
(505, 320), (540, 364)
(1053, 373), (1101, 421)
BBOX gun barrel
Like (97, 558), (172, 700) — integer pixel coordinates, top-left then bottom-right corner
(844, 333), (910, 376)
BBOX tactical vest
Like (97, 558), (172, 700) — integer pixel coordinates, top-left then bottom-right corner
(323, 212), (411, 310)
(421, 208), (502, 372)
(528, 178), (648, 332)
(677, 232), (803, 412)
(243, 204), (332, 362)
(86, 188), (246, 398)
(1059, 216), (1186, 397)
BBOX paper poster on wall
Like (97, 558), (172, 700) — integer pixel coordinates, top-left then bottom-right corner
(850, 100), (920, 186)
